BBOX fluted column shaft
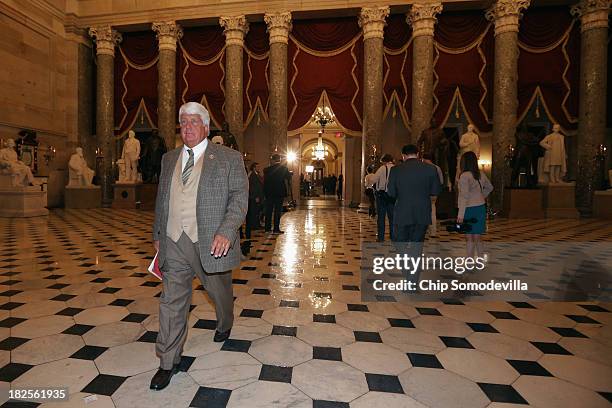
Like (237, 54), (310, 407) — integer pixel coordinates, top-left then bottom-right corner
(408, 3), (442, 143)
(486, 0), (530, 210)
(573, 0), (611, 216)
(265, 12), (292, 155)
(89, 26), (122, 207)
(153, 22), (183, 151)
(220, 16), (249, 151)
(359, 6), (389, 207)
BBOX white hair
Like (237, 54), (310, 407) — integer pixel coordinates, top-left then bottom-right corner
(179, 102), (210, 127)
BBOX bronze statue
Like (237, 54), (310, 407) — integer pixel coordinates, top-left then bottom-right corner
(217, 122), (239, 151)
(141, 130), (167, 183)
(511, 123), (542, 189)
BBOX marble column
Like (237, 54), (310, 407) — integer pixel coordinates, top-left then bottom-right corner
(407, 3), (442, 143)
(153, 21), (183, 151)
(265, 12), (292, 156)
(572, 0), (611, 217)
(358, 6), (389, 208)
(485, 0), (530, 210)
(220, 16), (249, 151)
(89, 26), (122, 207)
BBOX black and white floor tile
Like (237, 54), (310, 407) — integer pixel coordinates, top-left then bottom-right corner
(0, 207), (610, 407)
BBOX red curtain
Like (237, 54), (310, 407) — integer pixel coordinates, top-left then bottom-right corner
(433, 11), (493, 131)
(383, 14), (413, 126)
(113, 31), (158, 136)
(178, 26), (226, 127)
(244, 23), (269, 125)
(287, 17), (363, 132)
(291, 17), (360, 51)
(518, 6), (578, 129)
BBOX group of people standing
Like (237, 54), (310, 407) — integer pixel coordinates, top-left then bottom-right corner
(365, 141), (493, 261)
(244, 153), (291, 240)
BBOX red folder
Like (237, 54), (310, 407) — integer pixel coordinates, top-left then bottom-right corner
(148, 252), (163, 280)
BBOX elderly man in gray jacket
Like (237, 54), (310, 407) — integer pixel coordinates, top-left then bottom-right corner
(151, 102), (248, 390)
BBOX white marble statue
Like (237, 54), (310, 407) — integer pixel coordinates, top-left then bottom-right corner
(456, 124), (481, 182)
(121, 130), (141, 183)
(459, 124), (481, 158)
(539, 124), (567, 184)
(67, 147), (95, 187)
(0, 138), (36, 186)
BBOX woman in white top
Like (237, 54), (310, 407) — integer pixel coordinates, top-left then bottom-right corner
(457, 151), (493, 259)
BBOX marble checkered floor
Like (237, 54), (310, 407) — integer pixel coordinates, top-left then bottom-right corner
(0, 208), (611, 407)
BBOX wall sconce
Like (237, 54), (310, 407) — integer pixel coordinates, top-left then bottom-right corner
(43, 145), (56, 165)
(596, 144), (607, 160)
(95, 147), (103, 158)
(478, 159), (492, 169)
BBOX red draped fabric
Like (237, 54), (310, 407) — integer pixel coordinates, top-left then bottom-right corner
(383, 14), (413, 126)
(433, 11), (493, 131)
(518, 6), (578, 130)
(113, 31), (158, 136)
(178, 26), (226, 127)
(287, 17), (363, 132)
(244, 23), (269, 125)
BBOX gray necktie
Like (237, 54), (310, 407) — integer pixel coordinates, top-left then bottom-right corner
(182, 149), (194, 185)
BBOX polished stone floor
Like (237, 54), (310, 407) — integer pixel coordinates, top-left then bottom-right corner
(0, 207), (611, 407)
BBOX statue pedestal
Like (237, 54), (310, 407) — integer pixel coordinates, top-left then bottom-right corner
(0, 187), (48, 217)
(542, 183), (579, 219)
(112, 182), (142, 209)
(138, 183), (158, 210)
(65, 185), (101, 209)
(502, 188), (545, 218)
(594, 190), (612, 219)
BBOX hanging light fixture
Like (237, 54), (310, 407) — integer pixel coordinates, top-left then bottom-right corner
(311, 99), (335, 161)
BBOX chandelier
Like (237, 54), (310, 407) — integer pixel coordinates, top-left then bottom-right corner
(311, 104), (335, 129)
(312, 137), (327, 160)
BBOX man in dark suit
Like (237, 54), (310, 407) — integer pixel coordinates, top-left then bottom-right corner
(151, 102), (248, 390)
(387, 144), (441, 282)
(263, 153), (290, 233)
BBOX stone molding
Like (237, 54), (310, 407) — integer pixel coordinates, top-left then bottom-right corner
(88, 25), (122, 56)
(485, 0), (530, 36)
(571, 0), (611, 32)
(358, 6), (390, 40)
(264, 12), (292, 45)
(220, 15), (249, 47)
(406, 3), (442, 37)
(152, 21), (183, 52)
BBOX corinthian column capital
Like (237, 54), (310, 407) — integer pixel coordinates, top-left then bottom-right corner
(88, 25), (122, 56)
(571, 0), (611, 32)
(265, 12), (292, 45)
(152, 21), (183, 52)
(485, 0), (531, 36)
(220, 15), (249, 47)
(359, 6), (390, 40)
(406, 3), (443, 37)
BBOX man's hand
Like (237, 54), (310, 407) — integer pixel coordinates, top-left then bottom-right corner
(153, 240), (159, 252)
(457, 217), (464, 224)
(210, 234), (231, 258)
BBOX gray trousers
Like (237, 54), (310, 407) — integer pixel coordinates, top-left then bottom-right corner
(156, 232), (234, 369)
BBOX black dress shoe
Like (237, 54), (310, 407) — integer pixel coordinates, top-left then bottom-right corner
(213, 329), (231, 342)
(150, 366), (178, 390)
(272, 230), (284, 234)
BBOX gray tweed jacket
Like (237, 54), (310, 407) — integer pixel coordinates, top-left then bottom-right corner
(152, 142), (248, 273)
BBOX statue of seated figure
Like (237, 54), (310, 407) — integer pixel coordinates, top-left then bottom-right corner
(67, 147), (95, 187)
(0, 138), (36, 187)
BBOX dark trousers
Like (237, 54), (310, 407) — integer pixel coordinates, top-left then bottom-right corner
(393, 224), (429, 282)
(375, 194), (395, 241)
(245, 199), (261, 239)
(265, 196), (283, 231)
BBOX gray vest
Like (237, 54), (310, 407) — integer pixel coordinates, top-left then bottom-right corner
(166, 153), (204, 243)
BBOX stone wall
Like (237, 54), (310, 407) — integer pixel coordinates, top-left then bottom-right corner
(0, 0), (83, 176)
